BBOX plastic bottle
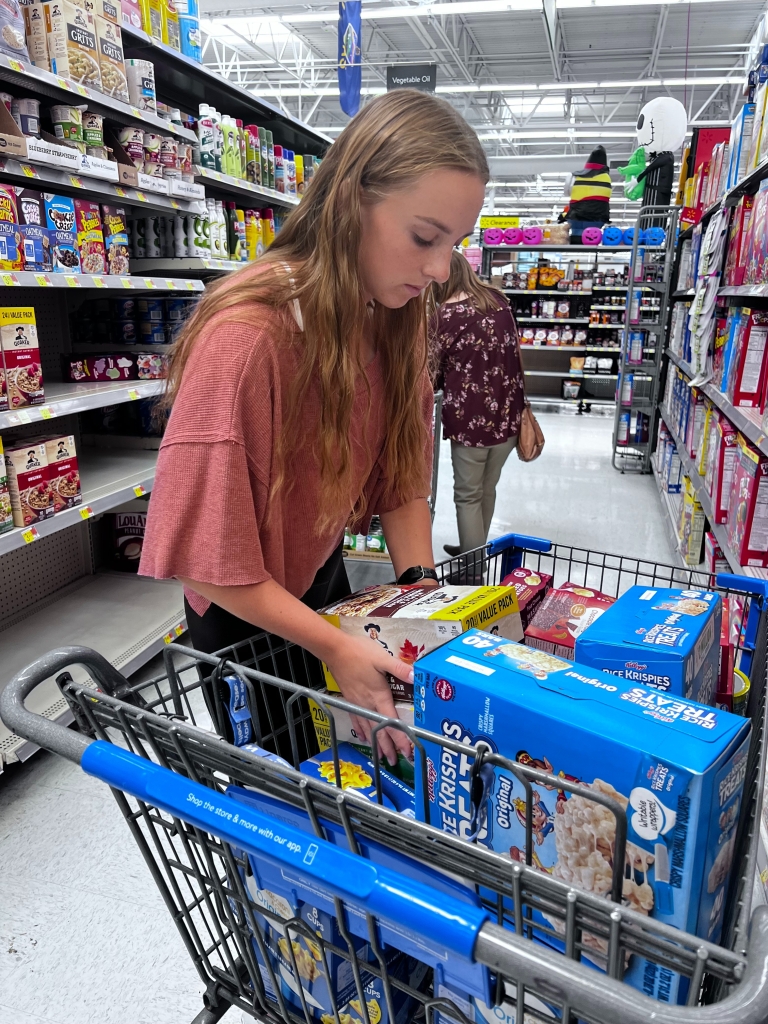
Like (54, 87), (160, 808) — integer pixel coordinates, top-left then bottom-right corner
(215, 200), (228, 258)
(196, 103), (215, 169)
(258, 126), (269, 188)
(209, 108), (223, 172)
(207, 198), (220, 258)
(285, 150), (296, 195)
(273, 145), (284, 193)
(261, 207), (275, 248)
(220, 116), (234, 177)
(235, 118), (246, 179)
(295, 154), (304, 195)
(225, 201), (239, 261)
(245, 125), (260, 185)
(235, 208), (247, 261)
(244, 209), (263, 261)
(265, 130), (275, 188)
(173, 214), (187, 257)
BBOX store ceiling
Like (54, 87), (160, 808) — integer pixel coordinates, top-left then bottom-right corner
(199, 0), (767, 223)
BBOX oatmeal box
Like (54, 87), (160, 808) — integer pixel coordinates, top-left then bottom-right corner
(43, 434), (81, 512)
(44, 193), (81, 274)
(414, 630), (750, 1005)
(0, 307), (45, 408)
(4, 441), (54, 527)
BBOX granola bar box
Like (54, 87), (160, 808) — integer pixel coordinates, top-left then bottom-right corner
(320, 583), (522, 701)
(414, 630), (750, 1005)
(4, 441), (53, 527)
(0, 306), (45, 408)
(43, 434), (81, 512)
(575, 586), (721, 705)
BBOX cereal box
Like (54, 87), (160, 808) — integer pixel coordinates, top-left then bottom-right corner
(43, 0), (102, 88)
(44, 193), (81, 273)
(574, 586), (721, 704)
(136, 350), (166, 379)
(728, 310), (768, 408)
(500, 566), (552, 629)
(73, 199), (106, 274)
(300, 744), (415, 816)
(414, 630), (751, 1005)
(524, 582), (615, 659)
(0, 438), (14, 534)
(320, 584), (522, 701)
(705, 413), (738, 524)
(0, 183), (21, 271)
(22, 0), (50, 70)
(16, 189), (52, 272)
(94, 15), (128, 100)
(0, 306), (44, 408)
(4, 441), (53, 526)
(43, 434), (81, 512)
(726, 435), (768, 568)
(101, 204), (129, 275)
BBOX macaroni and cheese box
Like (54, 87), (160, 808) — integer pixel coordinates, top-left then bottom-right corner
(320, 584), (522, 701)
(43, 434), (81, 512)
(308, 695), (414, 784)
(300, 743), (415, 817)
(0, 306), (44, 409)
(574, 586), (721, 704)
(525, 582), (614, 658)
(414, 630), (750, 1005)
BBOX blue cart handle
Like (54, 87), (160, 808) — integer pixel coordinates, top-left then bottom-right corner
(82, 741), (488, 961)
(716, 573), (768, 599)
(487, 532), (552, 556)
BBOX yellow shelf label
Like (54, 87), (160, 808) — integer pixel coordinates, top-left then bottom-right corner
(114, 186), (127, 197)
(145, 278), (156, 288)
(163, 631), (173, 644)
(121, 277), (132, 288)
(79, 505), (94, 519)
(133, 484), (146, 497)
(69, 175), (84, 188)
(21, 164), (38, 178)
(166, 279), (176, 289)
(40, 406), (54, 419)
(8, 58), (24, 72)
(170, 199), (180, 209)
(185, 280), (195, 290)
(34, 274), (50, 287)
(16, 409), (31, 423)
(65, 276), (79, 287)
(174, 624), (184, 636)
(130, 106), (142, 118)
(92, 276), (105, 287)
(74, 83), (88, 97)
(22, 526), (39, 543)
(2, 273), (16, 286)
(135, 191), (147, 202)
(128, 388), (140, 400)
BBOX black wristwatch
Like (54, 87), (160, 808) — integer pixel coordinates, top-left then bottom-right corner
(397, 565), (439, 585)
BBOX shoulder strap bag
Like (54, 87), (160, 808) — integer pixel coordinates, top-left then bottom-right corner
(516, 400), (545, 463)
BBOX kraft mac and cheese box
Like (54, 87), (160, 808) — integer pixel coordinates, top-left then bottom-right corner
(414, 630), (750, 1005)
(575, 586), (722, 705)
(300, 743), (415, 817)
(320, 584), (522, 701)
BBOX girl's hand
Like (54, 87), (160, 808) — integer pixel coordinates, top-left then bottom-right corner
(324, 632), (414, 767)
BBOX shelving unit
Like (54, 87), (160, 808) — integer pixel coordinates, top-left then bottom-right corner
(0, 34), (329, 768)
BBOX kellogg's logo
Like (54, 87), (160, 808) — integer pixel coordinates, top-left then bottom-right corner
(627, 661), (647, 670)
(433, 678), (454, 701)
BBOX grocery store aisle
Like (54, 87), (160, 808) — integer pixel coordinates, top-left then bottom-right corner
(433, 410), (675, 566)
(0, 413), (672, 1024)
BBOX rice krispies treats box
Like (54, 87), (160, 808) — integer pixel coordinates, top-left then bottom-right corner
(414, 630), (750, 1005)
(320, 584), (522, 701)
(574, 585), (722, 705)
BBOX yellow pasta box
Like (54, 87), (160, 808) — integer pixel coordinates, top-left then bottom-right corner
(138, 0), (161, 40)
(319, 583), (522, 701)
(160, 0), (179, 49)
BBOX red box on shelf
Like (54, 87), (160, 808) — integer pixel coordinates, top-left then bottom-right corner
(744, 180), (768, 284)
(705, 413), (739, 524)
(730, 310), (768, 408)
(67, 355), (137, 382)
(724, 195), (754, 287)
(726, 434), (768, 568)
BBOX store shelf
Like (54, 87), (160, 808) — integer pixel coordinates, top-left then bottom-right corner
(504, 289), (592, 296)
(590, 305), (626, 311)
(588, 323), (625, 330)
(0, 574), (185, 768)
(0, 52), (195, 142)
(517, 317), (590, 324)
(666, 348), (768, 457)
(0, 156), (203, 216)
(719, 284), (768, 298)
(0, 448), (157, 556)
(130, 258), (242, 275)
(520, 345), (621, 353)
(196, 168), (300, 208)
(658, 403), (768, 579)
(524, 370), (617, 379)
(0, 271), (203, 291)
(672, 290), (695, 300)
(483, 244), (660, 253)
(0, 380), (163, 430)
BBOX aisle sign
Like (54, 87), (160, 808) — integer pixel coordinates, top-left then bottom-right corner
(479, 216), (520, 228)
(386, 63), (436, 92)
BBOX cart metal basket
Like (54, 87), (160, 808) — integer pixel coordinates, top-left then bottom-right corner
(3, 533), (768, 1024)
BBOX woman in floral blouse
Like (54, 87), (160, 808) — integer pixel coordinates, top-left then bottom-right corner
(431, 250), (525, 555)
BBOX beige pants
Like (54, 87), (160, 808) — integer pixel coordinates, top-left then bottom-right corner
(451, 436), (518, 553)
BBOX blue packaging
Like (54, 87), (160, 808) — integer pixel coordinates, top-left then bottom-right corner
(44, 193), (80, 273)
(300, 743), (415, 817)
(575, 585), (721, 704)
(179, 14), (201, 60)
(414, 630), (750, 1005)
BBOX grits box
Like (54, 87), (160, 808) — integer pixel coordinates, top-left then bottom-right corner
(414, 630), (750, 1005)
(319, 584), (522, 701)
(575, 586), (721, 704)
(525, 581), (614, 658)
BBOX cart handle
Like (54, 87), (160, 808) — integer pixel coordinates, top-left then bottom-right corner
(716, 574), (768, 599)
(487, 532), (552, 556)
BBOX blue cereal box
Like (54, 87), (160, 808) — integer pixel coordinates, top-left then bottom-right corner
(414, 630), (750, 1005)
(300, 743), (416, 817)
(575, 585), (721, 704)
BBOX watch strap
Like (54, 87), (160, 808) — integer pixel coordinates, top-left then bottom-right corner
(397, 565), (439, 585)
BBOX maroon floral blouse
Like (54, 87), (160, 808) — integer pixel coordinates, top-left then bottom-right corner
(431, 294), (525, 447)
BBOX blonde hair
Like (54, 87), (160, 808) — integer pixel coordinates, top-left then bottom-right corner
(432, 249), (505, 313)
(162, 90), (488, 528)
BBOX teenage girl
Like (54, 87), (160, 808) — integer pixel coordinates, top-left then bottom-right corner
(139, 90), (488, 764)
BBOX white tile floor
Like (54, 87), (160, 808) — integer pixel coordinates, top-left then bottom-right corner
(0, 411), (674, 1024)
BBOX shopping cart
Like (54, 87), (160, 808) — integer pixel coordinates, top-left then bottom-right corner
(3, 533), (768, 1024)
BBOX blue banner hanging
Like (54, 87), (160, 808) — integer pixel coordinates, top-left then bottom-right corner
(338, 1), (362, 117)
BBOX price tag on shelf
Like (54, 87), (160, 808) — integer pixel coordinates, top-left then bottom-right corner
(74, 83), (88, 97)
(39, 406), (54, 419)
(135, 191), (147, 202)
(34, 274), (51, 287)
(121, 277), (132, 288)
(65, 276), (79, 288)
(69, 175), (84, 188)
(56, 77), (71, 90)
(79, 505), (94, 520)
(133, 484), (146, 497)
(128, 388), (140, 400)
(757, 434), (766, 449)
(2, 273), (17, 286)
(8, 58), (25, 72)
(144, 278), (156, 288)
(174, 624), (184, 637)
(21, 164), (38, 178)
(163, 631), (174, 644)
(170, 199), (180, 210)
(92, 276), (105, 287)
(22, 526), (39, 544)
(130, 106), (142, 119)
(114, 186), (127, 197)
(16, 409), (31, 423)
(185, 279), (195, 291)
(166, 280), (176, 289)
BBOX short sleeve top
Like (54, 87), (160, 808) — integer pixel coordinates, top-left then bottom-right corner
(139, 303), (434, 614)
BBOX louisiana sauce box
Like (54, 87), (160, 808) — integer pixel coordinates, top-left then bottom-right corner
(575, 586), (721, 704)
(414, 630), (750, 1005)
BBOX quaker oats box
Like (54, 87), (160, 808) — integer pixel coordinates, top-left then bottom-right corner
(43, 433), (81, 512)
(43, 0), (102, 88)
(94, 14), (128, 100)
(4, 440), (54, 526)
(0, 306), (45, 408)
(414, 630), (750, 1006)
(320, 583), (522, 701)
(575, 586), (721, 706)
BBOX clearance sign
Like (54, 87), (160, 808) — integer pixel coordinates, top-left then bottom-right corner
(479, 216), (520, 228)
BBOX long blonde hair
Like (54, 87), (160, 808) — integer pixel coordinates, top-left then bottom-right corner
(163, 90), (488, 527)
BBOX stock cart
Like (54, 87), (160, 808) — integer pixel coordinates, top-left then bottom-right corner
(3, 533), (768, 1024)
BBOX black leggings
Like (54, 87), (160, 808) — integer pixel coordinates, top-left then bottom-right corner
(184, 542), (352, 762)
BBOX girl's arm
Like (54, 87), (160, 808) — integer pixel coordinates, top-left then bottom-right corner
(179, 575), (413, 765)
(379, 497), (436, 580)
